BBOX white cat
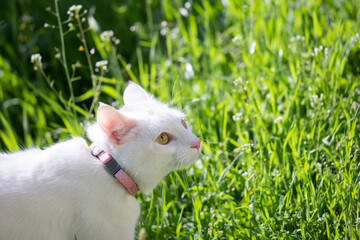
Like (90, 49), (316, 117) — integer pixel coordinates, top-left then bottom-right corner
(0, 82), (201, 239)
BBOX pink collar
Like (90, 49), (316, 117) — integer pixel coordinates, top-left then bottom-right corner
(90, 143), (139, 197)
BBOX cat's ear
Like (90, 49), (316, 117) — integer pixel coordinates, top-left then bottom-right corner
(123, 81), (153, 105)
(97, 104), (136, 145)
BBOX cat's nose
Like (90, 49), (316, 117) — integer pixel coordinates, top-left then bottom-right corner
(191, 139), (201, 150)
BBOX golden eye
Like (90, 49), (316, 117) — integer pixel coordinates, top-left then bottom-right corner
(156, 132), (169, 145)
(181, 119), (187, 129)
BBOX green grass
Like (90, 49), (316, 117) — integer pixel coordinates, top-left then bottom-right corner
(1, 0), (360, 239)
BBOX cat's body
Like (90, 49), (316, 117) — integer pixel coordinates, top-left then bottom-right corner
(0, 82), (200, 239)
(0, 138), (139, 239)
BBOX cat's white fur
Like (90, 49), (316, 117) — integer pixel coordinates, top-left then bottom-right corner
(0, 82), (201, 239)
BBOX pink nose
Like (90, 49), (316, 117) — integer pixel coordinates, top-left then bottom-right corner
(191, 139), (201, 150)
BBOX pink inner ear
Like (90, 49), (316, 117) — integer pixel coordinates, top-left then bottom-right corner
(97, 105), (136, 145)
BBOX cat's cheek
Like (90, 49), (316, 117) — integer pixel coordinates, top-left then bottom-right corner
(175, 148), (199, 169)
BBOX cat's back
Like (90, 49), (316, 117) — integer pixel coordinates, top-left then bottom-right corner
(0, 138), (92, 239)
(0, 138), (89, 186)
(0, 148), (42, 163)
(0, 138), (97, 205)
(0, 148), (44, 187)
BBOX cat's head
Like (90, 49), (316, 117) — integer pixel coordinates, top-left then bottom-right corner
(87, 82), (201, 194)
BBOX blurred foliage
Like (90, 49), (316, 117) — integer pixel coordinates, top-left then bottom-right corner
(0, 0), (149, 92)
(0, 0), (157, 149)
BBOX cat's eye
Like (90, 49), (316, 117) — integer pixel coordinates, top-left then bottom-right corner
(181, 119), (187, 129)
(156, 132), (169, 145)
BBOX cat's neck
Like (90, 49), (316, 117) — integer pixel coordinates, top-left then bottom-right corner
(93, 143), (166, 195)
(90, 143), (139, 196)
(86, 124), (166, 195)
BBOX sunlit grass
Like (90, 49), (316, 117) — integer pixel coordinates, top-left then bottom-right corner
(1, 0), (360, 239)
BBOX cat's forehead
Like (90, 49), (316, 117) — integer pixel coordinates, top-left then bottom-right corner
(120, 101), (185, 121)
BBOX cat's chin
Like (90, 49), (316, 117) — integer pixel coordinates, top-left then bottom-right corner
(175, 149), (200, 170)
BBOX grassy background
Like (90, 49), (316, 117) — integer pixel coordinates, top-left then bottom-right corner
(1, 0), (360, 239)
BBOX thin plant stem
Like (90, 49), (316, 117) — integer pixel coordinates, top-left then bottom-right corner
(39, 69), (59, 97)
(145, 0), (154, 35)
(74, 11), (98, 118)
(54, 0), (75, 113)
(75, 15), (95, 87)
(88, 75), (103, 118)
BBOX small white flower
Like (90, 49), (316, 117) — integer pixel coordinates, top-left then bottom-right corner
(179, 8), (189, 17)
(68, 5), (83, 15)
(31, 53), (43, 70)
(232, 112), (243, 121)
(232, 35), (241, 43)
(233, 77), (243, 86)
(184, 62), (194, 79)
(90, 48), (95, 55)
(170, 27), (180, 39)
(95, 60), (109, 73)
(185, 2), (191, 9)
(221, 0), (229, 7)
(31, 53), (41, 63)
(279, 49), (283, 58)
(250, 41), (256, 54)
(130, 22), (142, 33)
(274, 115), (283, 124)
(161, 21), (168, 27)
(100, 30), (114, 42)
(160, 29), (167, 36)
(69, 5), (82, 12)
(95, 60), (108, 68)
